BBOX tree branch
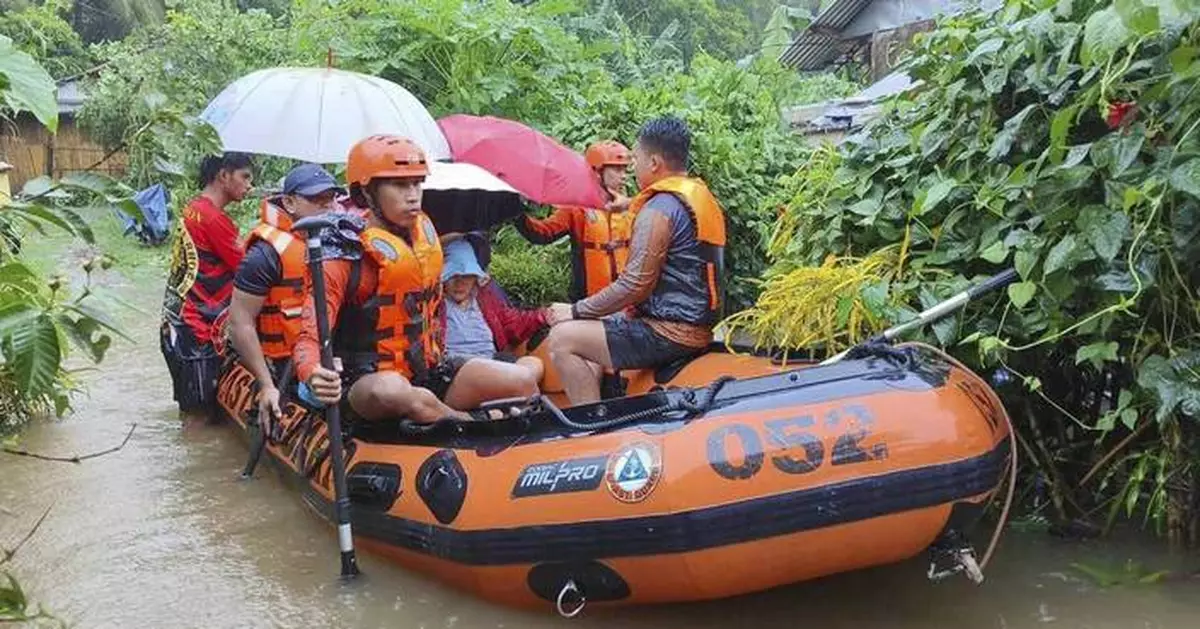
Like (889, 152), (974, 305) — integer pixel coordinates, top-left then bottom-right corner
(1, 423), (136, 464)
(1, 503), (53, 564)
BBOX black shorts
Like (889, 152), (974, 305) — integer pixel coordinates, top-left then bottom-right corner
(343, 355), (471, 401)
(160, 321), (220, 413)
(603, 315), (702, 370)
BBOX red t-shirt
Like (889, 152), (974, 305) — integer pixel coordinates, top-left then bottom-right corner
(166, 195), (244, 344)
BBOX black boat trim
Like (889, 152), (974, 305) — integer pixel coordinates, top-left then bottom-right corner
(299, 439), (1010, 566)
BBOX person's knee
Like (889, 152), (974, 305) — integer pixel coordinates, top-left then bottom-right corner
(547, 324), (582, 363)
(406, 387), (443, 417)
(512, 367), (539, 396)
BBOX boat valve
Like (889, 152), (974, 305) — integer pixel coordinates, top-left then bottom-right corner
(926, 533), (985, 584)
(555, 579), (587, 618)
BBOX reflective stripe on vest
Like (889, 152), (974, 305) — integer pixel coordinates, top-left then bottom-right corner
(246, 222), (307, 359)
(358, 213), (445, 379)
(629, 176), (727, 322)
(578, 207), (636, 297)
(259, 198), (294, 231)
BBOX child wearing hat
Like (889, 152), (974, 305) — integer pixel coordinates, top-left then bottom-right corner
(441, 238), (548, 382)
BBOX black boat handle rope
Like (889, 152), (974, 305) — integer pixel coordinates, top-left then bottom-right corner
(541, 376), (735, 432)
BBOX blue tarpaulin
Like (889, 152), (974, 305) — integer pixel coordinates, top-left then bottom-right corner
(115, 183), (171, 245)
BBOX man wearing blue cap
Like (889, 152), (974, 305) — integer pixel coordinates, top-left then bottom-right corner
(228, 163), (343, 423)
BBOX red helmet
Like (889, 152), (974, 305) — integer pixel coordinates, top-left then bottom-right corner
(585, 140), (631, 171)
(346, 135), (429, 187)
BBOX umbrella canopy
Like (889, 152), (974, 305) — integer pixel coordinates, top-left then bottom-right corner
(437, 114), (607, 209)
(422, 162), (524, 235)
(200, 67), (451, 164)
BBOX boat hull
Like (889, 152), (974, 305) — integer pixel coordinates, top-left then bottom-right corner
(215, 345), (1010, 610)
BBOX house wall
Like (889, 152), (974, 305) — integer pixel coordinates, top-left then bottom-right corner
(869, 19), (936, 81)
(0, 114), (126, 191)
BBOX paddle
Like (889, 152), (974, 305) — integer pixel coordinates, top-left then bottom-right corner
(292, 214), (360, 579)
(240, 361), (294, 479)
(821, 268), (1019, 365)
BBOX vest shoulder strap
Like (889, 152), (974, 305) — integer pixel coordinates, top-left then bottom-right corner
(249, 224), (296, 256)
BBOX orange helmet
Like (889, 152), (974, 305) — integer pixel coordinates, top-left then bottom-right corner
(585, 140), (631, 171)
(346, 134), (429, 187)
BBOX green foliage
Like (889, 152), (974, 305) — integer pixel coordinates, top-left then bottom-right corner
(589, 0), (758, 62)
(68, 0), (166, 44)
(1, 44), (133, 426)
(0, 0), (93, 78)
(765, 0), (1200, 533)
(0, 33), (58, 131)
(292, 0), (615, 127)
(487, 224), (571, 306)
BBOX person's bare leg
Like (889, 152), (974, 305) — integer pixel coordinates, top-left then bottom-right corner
(348, 371), (468, 423)
(546, 320), (613, 405)
(443, 358), (539, 411)
(516, 356), (545, 383)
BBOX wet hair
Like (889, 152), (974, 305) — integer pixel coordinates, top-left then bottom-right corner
(637, 116), (690, 171)
(198, 152), (255, 187)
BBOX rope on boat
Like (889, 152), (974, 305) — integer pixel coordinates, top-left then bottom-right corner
(899, 342), (1018, 575)
(542, 376), (736, 432)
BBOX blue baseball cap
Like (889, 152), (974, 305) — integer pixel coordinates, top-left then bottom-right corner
(282, 163), (344, 197)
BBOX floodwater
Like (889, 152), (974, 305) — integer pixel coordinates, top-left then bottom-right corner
(2, 258), (1199, 629)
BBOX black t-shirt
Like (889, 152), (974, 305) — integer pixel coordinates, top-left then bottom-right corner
(234, 240), (283, 297)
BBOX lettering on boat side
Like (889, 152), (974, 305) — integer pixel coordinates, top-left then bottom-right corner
(706, 405), (888, 481)
(605, 442), (663, 503)
(511, 455), (608, 498)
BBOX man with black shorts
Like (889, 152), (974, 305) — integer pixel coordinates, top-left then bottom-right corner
(544, 117), (727, 405)
(160, 152), (254, 423)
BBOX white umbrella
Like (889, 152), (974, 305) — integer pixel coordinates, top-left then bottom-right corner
(200, 67), (452, 163)
(424, 162), (519, 194)
(422, 161), (524, 236)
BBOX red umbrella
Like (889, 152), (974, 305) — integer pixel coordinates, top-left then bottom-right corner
(437, 114), (608, 209)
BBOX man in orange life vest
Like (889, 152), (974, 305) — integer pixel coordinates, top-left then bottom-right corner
(297, 135), (539, 423)
(515, 140), (636, 300)
(227, 164), (341, 423)
(160, 152), (255, 422)
(544, 117), (726, 405)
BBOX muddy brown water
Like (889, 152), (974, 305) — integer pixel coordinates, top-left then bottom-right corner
(2, 258), (1199, 629)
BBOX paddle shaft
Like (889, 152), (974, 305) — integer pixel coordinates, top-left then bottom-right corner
(303, 234), (360, 579)
(240, 361), (295, 479)
(820, 268), (1018, 365)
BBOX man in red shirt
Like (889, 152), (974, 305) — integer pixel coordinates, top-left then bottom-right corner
(160, 152), (255, 423)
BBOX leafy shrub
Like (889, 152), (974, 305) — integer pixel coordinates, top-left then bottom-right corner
(487, 224), (571, 306)
(757, 0), (1200, 534)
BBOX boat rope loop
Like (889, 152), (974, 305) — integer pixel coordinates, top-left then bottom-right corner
(544, 375), (736, 432)
(555, 579), (586, 618)
(841, 336), (916, 366)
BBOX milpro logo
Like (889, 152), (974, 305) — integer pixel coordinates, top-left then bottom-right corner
(511, 455), (608, 498)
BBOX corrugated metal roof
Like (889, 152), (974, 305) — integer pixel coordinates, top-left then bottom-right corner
(778, 0), (875, 70)
(779, 0), (1001, 70)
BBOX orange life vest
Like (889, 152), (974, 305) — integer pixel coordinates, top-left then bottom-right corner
(350, 212), (445, 379)
(245, 201), (307, 359)
(578, 206), (636, 296)
(259, 197), (294, 231)
(628, 176), (727, 325)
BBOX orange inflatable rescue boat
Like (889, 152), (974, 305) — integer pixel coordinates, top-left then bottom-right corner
(215, 338), (1013, 614)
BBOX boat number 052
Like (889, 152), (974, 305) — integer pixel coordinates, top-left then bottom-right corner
(706, 405), (889, 480)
